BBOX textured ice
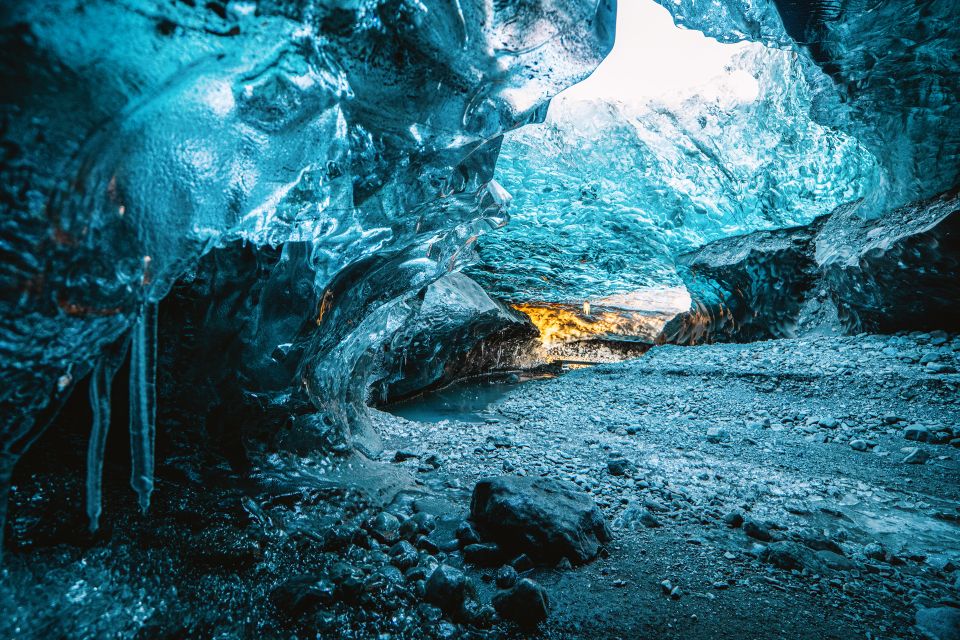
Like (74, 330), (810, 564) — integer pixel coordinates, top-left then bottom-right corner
(470, 44), (879, 303)
(0, 0), (614, 527)
(653, 0), (960, 212)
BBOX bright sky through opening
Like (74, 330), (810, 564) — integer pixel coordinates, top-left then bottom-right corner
(558, 0), (758, 108)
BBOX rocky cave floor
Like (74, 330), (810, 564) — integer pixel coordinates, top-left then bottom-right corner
(2, 332), (959, 639)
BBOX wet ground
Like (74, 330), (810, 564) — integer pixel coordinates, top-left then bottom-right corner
(377, 332), (960, 639)
(2, 332), (959, 639)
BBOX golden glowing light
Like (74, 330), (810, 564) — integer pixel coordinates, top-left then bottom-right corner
(513, 287), (691, 348)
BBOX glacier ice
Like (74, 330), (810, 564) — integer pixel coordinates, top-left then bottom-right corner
(653, 0), (960, 212)
(128, 303), (158, 514)
(469, 44), (879, 304)
(86, 336), (130, 532)
(0, 0), (614, 528)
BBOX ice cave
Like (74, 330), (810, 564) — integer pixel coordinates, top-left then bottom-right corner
(0, 0), (958, 637)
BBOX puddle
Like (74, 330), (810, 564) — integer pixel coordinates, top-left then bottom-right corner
(384, 374), (552, 424)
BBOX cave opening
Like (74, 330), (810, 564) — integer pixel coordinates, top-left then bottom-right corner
(1, 0), (959, 638)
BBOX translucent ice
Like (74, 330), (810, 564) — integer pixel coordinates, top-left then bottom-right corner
(471, 45), (879, 303)
(0, 0), (614, 522)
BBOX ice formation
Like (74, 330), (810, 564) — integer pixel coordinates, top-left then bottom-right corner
(0, 0), (614, 529)
(470, 43), (879, 303)
(654, 0), (960, 212)
(0, 0), (957, 539)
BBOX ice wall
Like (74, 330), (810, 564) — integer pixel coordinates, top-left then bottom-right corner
(0, 0), (614, 529)
(470, 44), (878, 303)
(654, 0), (960, 212)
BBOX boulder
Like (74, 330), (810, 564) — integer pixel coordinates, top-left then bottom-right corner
(470, 476), (612, 565)
(817, 190), (960, 333)
(657, 217), (830, 345)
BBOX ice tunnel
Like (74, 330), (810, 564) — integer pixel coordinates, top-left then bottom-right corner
(1, 0), (959, 637)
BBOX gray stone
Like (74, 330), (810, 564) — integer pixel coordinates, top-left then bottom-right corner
(470, 476), (612, 565)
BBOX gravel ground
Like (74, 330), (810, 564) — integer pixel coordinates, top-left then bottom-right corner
(2, 332), (958, 639)
(377, 332), (960, 639)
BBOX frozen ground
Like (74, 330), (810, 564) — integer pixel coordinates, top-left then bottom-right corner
(2, 333), (959, 639)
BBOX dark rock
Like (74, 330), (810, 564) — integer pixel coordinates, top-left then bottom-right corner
(492, 578), (550, 628)
(425, 565), (470, 614)
(456, 521), (482, 546)
(607, 457), (635, 476)
(743, 519), (772, 542)
(388, 540), (419, 570)
(903, 448), (931, 464)
(463, 542), (504, 567)
(495, 565), (519, 589)
(511, 553), (534, 573)
(905, 426), (934, 442)
(368, 512), (401, 544)
(723, 511), (744, 528)
(863, 542), (886, 561)
(761, 542), (820, 572)
(470, 476), (612, 565)
(637, 510), (661, 528)
(657, 217), (828, 345)
(819, 191), (960, 333)
(659, 189), (960, 344)
(271, 574), (336, 616)
(373, 273), (538, 403)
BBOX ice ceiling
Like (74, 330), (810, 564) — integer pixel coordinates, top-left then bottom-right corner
(468, 0), (880, 304)
(0, 0), (957, 533)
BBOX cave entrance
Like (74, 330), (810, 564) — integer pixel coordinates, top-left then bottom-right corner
(466, 0), (876, 362)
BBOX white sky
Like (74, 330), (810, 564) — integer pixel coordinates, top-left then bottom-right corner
(558, 0), (756, 108)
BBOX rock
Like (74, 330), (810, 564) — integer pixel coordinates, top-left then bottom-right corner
(271, 574), (337, 616)
(816, 550), (855, 571)
(607, 457), (635, 476)
(388, 540), (419, 570)
(495, 565), (518, 589)
(916, 606), (960, 640)
(425, 565), (470, 614)
(905, 426), (934, 442)
(850, 438), (869, 451)
(637, 511), (661, 528)
(393, 450), (419, 462)
(376, 273), (538, 402)
(470, 476), (612, 565)
(511, 554), (534, 573)
(463, 542), (504, 567)
(863, 542), (886, 561)
(368, 512), (401, 544)
(455, 521), (482, 546)
(761, 542), (819, 572)
(743, 519), (772, 542)
(492, 578), (550, 628)
(903, 447), (931, 464)
(723, 511), (744, 528)
(655, 218), (828, 345)
(706, 427), (729, 443)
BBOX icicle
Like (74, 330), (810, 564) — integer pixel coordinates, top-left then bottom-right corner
(129, 302), (158, 514)
(86, 337), (128, 532)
